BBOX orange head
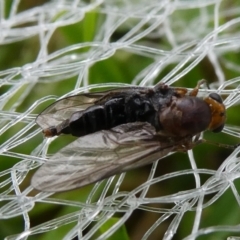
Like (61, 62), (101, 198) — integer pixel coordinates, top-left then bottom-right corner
(204, 93), (226, 133)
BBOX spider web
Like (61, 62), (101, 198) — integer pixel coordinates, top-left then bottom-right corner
(1, 0), (240, 239)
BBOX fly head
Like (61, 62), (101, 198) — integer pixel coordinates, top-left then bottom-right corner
(204, 93), (226, 133)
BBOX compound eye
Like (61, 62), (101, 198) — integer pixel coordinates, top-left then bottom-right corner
(212, 124), (224, 133)
(209, 93), (223, 103)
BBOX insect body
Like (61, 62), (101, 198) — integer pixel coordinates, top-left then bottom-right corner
(32, 81), (226, 192)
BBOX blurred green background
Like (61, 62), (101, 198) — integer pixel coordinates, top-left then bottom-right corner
(1, 1), (240, 240)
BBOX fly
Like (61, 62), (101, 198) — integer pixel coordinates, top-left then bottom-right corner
(32, 80), (226, 192)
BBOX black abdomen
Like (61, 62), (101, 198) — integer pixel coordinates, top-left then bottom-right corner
(66, 95), (159, 137)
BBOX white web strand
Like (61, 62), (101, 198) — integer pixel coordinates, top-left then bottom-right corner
(1, 0), (240, 239)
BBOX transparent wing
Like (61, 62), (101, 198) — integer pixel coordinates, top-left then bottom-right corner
(36, 87), (146, 129)
(36, 91), (110, 129)
(31, 122), (178, 192)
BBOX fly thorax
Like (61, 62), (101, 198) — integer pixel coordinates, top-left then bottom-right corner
(159, 96), (212, 137)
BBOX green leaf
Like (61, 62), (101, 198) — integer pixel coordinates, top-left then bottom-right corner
(98, 217), (130, 240)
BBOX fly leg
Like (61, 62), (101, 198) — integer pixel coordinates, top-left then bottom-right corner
(201, 139), (238, 150)
(189, 79), (207, 96)
(187, 133), (238, 150)
(175, 134), (203, 152)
